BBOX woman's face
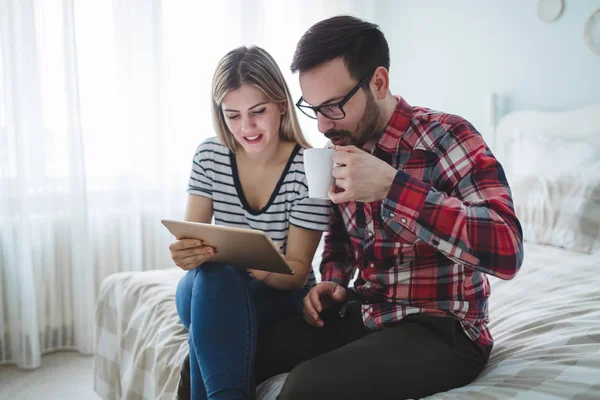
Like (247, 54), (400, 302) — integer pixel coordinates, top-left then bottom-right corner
(221, 84), (285, 154)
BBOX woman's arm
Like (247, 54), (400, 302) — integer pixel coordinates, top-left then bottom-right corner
(184, 194), (213, 223)
(249, 224), (322, 290)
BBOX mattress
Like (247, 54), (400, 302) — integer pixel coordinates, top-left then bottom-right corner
(94, 242), (600, 399)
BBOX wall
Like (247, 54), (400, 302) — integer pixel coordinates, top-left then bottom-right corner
(374, 0), (600, 143)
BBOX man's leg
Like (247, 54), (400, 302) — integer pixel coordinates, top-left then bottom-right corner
(177, 354), (191, 400)
(278, 314), (486, 400)
(246, 279), (307, 329)
(255, 301), (367, 384)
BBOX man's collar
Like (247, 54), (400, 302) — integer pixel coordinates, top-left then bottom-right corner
(372, 96), (412, 155)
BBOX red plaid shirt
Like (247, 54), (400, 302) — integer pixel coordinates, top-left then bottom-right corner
(320, 97), (523, 359)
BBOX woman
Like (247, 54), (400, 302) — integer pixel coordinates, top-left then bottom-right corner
(171, 46), (330, 400)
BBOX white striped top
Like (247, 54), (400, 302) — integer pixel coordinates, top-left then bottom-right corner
(187, 137), (331, 287)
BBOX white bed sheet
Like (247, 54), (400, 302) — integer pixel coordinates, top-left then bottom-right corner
(94, 242), (600, 399)
(427, 243), (600, 399)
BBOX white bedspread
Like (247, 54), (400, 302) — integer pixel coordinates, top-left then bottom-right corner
(94, 243), (600, 399)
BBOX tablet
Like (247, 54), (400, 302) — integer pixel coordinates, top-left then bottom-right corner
(161, 219), (294, 275)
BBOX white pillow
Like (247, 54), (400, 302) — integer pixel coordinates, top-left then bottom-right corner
(509, 130), (600, 181)
(508, 130), (600, 253)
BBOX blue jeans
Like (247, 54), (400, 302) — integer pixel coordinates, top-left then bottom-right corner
(175, 263), (308, 400)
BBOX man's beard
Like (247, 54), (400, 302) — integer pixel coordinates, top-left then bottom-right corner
(324, 89), (380, 148)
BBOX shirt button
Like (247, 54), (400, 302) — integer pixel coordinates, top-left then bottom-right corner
(401, 218), (407, 224)
(389, 212), (395, 218)
(370, 263), (375, 268)
(367, 230), (374, 237)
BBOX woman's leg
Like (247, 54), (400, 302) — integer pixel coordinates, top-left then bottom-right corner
(176, 270), (208, 400)
(175, 265), (309, 400)
(188, 263), (257, 400)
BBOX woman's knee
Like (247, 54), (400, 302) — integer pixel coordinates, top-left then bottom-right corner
(191, 263), (250, 302)
(175, 265), (244, 326)
(195, 263), (246, 284)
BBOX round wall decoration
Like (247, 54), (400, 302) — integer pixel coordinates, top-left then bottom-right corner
(537, 0), (564, 23)
(584, 9), (600, 55)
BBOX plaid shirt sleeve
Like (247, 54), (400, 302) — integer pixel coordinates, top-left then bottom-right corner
(380, 120), (524, 280)
(320, 205), (357, 287)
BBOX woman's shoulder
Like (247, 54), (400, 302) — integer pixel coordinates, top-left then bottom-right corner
(193, 137), (230, 161)
(281, 145), (308, 189)
(281, 145), (310, 194)
(289, 145), (307, 172)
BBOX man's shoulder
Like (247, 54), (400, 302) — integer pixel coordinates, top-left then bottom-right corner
(408, 107), (480, 151)
(411, 107), (470, 131)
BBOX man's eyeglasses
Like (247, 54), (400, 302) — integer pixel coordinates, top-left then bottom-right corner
(295, 74), (373, 120)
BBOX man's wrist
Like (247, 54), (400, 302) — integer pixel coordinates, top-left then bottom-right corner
(379, 165), (398, 200)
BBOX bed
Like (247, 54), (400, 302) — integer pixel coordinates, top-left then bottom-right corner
(94, 97), (600, 399)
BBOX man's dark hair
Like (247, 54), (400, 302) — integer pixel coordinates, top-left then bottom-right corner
(290, 15), (390, 82)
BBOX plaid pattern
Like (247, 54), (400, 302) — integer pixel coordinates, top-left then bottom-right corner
(94, 268), (189, 400)
(321, 97), (524, 358)
(93, 243), (600, 400)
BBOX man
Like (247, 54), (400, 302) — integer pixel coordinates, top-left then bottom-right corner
(253, 15), (524, 399)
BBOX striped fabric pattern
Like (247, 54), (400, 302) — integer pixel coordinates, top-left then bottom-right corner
(321, 97), (524, 359)
(188, 137), (331, 286)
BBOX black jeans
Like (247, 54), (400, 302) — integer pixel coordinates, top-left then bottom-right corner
(178, 302), (486, 399)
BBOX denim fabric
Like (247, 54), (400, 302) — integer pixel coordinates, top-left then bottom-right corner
(175, 263), (307, 400)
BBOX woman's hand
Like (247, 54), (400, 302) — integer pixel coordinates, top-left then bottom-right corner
(169, 239), (216, 270)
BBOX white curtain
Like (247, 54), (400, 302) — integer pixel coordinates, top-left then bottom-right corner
(0, 0), (374, 369)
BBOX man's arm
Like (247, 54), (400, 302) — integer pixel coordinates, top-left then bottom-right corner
(381, 121), (523, 280)
(320, 205), (357, 287)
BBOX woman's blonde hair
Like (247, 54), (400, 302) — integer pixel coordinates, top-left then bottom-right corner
(211, 46), (310, 152)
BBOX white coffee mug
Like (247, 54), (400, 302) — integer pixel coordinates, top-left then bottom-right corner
(303, 148), (335, 199)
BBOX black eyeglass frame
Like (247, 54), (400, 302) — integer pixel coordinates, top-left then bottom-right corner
(295, 73), (373, 120)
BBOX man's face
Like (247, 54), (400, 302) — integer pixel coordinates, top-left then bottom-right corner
(299, 58), (379, 148)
